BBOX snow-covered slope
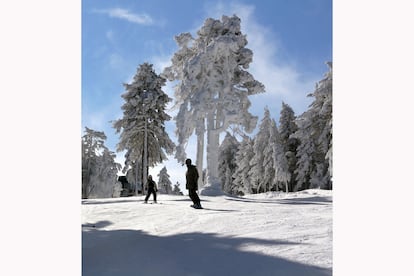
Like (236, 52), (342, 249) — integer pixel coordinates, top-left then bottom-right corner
(82, 189), (332, 276)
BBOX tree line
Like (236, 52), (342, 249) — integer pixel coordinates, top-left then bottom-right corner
(218, 62), (332, 195)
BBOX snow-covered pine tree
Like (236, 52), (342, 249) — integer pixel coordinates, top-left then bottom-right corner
(250, 107), (273, 193)
(278, 102), (299, 192)
(263, 118), (277, 192)
(122, 149), (142, 194)
(113, 63), (175, 194)
(271, 119), (290, 192)
(82, 127), (122, 199)
(162, 15), (265, 195)
(232, 136), (254, 195)
(82, 127), (106, 198)
(172, 182), (183, 195)
(89, 148), (122, 198)
(293, 62), (332, 190)
(321, 64), (333, 184)
(157, 166), (173, 194)
(218, 132), (240, 194)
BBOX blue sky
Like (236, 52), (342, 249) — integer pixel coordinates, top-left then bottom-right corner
(82, 0), (332, 187)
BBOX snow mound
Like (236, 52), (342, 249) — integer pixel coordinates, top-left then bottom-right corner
(296, 189), (333, 197)
(199, 183), (225, 196)
(242, 189), (332, 200)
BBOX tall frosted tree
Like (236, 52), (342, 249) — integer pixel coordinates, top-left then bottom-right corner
(82, 127), (105, 198)
(163, 15), (265, 195)
(218, 132), (239, 194)
(250, 107), (273, 193)
(271, 119), (290, 192)
(278, 102), (299, 192)
(262, 118), (278, 192)
(232, 136), (254, 195)
(113, 63), (175, 194)
(157, 166), (173, 194)
(293, 62), (332, 190)
(82, 127), (121, 199)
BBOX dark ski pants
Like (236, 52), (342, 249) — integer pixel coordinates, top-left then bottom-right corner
(188, 189), (200, 205)
(145, 187), (157, 202)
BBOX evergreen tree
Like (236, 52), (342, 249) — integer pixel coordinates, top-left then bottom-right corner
(293, 62), (332, 190)
(265, 118), (277, 192)
(82, 127), (106, 198)
(271, 119), (290, 192)
(172, 182), (183, 195)
(82, 127), (121, 199)
(278, 102), (299, 192)
(113, 63), (175, 194)
(218, 132), (239, 194)
(123, 149), (142, 194)
(250, 107), (273, 193)
(89, 148), (122, 198)
(232, 136), (254, 195)
(163, 15), (265, 195)
(157, 166), (173, 194)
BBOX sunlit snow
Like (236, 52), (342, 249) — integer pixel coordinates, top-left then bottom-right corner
(82, 189), (332, 275)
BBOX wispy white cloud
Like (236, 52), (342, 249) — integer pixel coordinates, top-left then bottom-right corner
(94, 8), (154, 25)
(106, 30), (114, 41)
(108, 53), (126, 69)
(82, 110), (106, 131)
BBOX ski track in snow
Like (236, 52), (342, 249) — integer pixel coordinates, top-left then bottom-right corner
(82, 190), (332, 276)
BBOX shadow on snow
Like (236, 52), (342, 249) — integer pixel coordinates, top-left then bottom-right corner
(82, 222), (331, 276)
(82, 220), (113, 229)
(82, 196), (212, 205)
(82, 199), (140, 205)
(278, 196), (332, 205)
(224, 195), (331, 206)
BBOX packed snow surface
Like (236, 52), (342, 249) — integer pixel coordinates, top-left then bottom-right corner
(82, 189), (332, 276)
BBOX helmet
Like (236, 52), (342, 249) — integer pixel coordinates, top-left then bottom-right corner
(185, 158), (192, 165)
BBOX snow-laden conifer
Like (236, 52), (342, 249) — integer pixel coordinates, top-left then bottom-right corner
(163, 15), (265, 195)
(172, 182), (183, 195)
(232, 136), (254, 195)
(293, 62), (332, 190)
(278, 102), (299, 191)
(113, 63), (175, 193)
(157, 166), (173, 194)
(271, 119), (290, 192)
(262, 118), (277, 192)
(82, 127), (122, 198)
(218, 132), (239, 194)
(250, 107), (273, 193)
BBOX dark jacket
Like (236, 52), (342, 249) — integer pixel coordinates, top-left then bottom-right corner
(148, 179), (157, 191)
(186, 165), (199, 190)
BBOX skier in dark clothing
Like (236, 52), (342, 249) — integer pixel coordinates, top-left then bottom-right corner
(144, 175), (157, 203)
(185, 158), (202, 209)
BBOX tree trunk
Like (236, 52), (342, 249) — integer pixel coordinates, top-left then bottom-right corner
(143, 118), (148, 195)
(201, 110), (222, 195)
(196, 118), (205, 188)
(135, 160), (139, 196)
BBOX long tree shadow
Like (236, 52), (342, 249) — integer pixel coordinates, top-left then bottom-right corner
(83, 223), (331, 276)
(199, 207), (239, 212)
(82, 199), (142, 205)
(82, 220), (113, 229)
(278, 196), (332, 205)
(225, 196), (331, 206)
(161, 197), (212, 203)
